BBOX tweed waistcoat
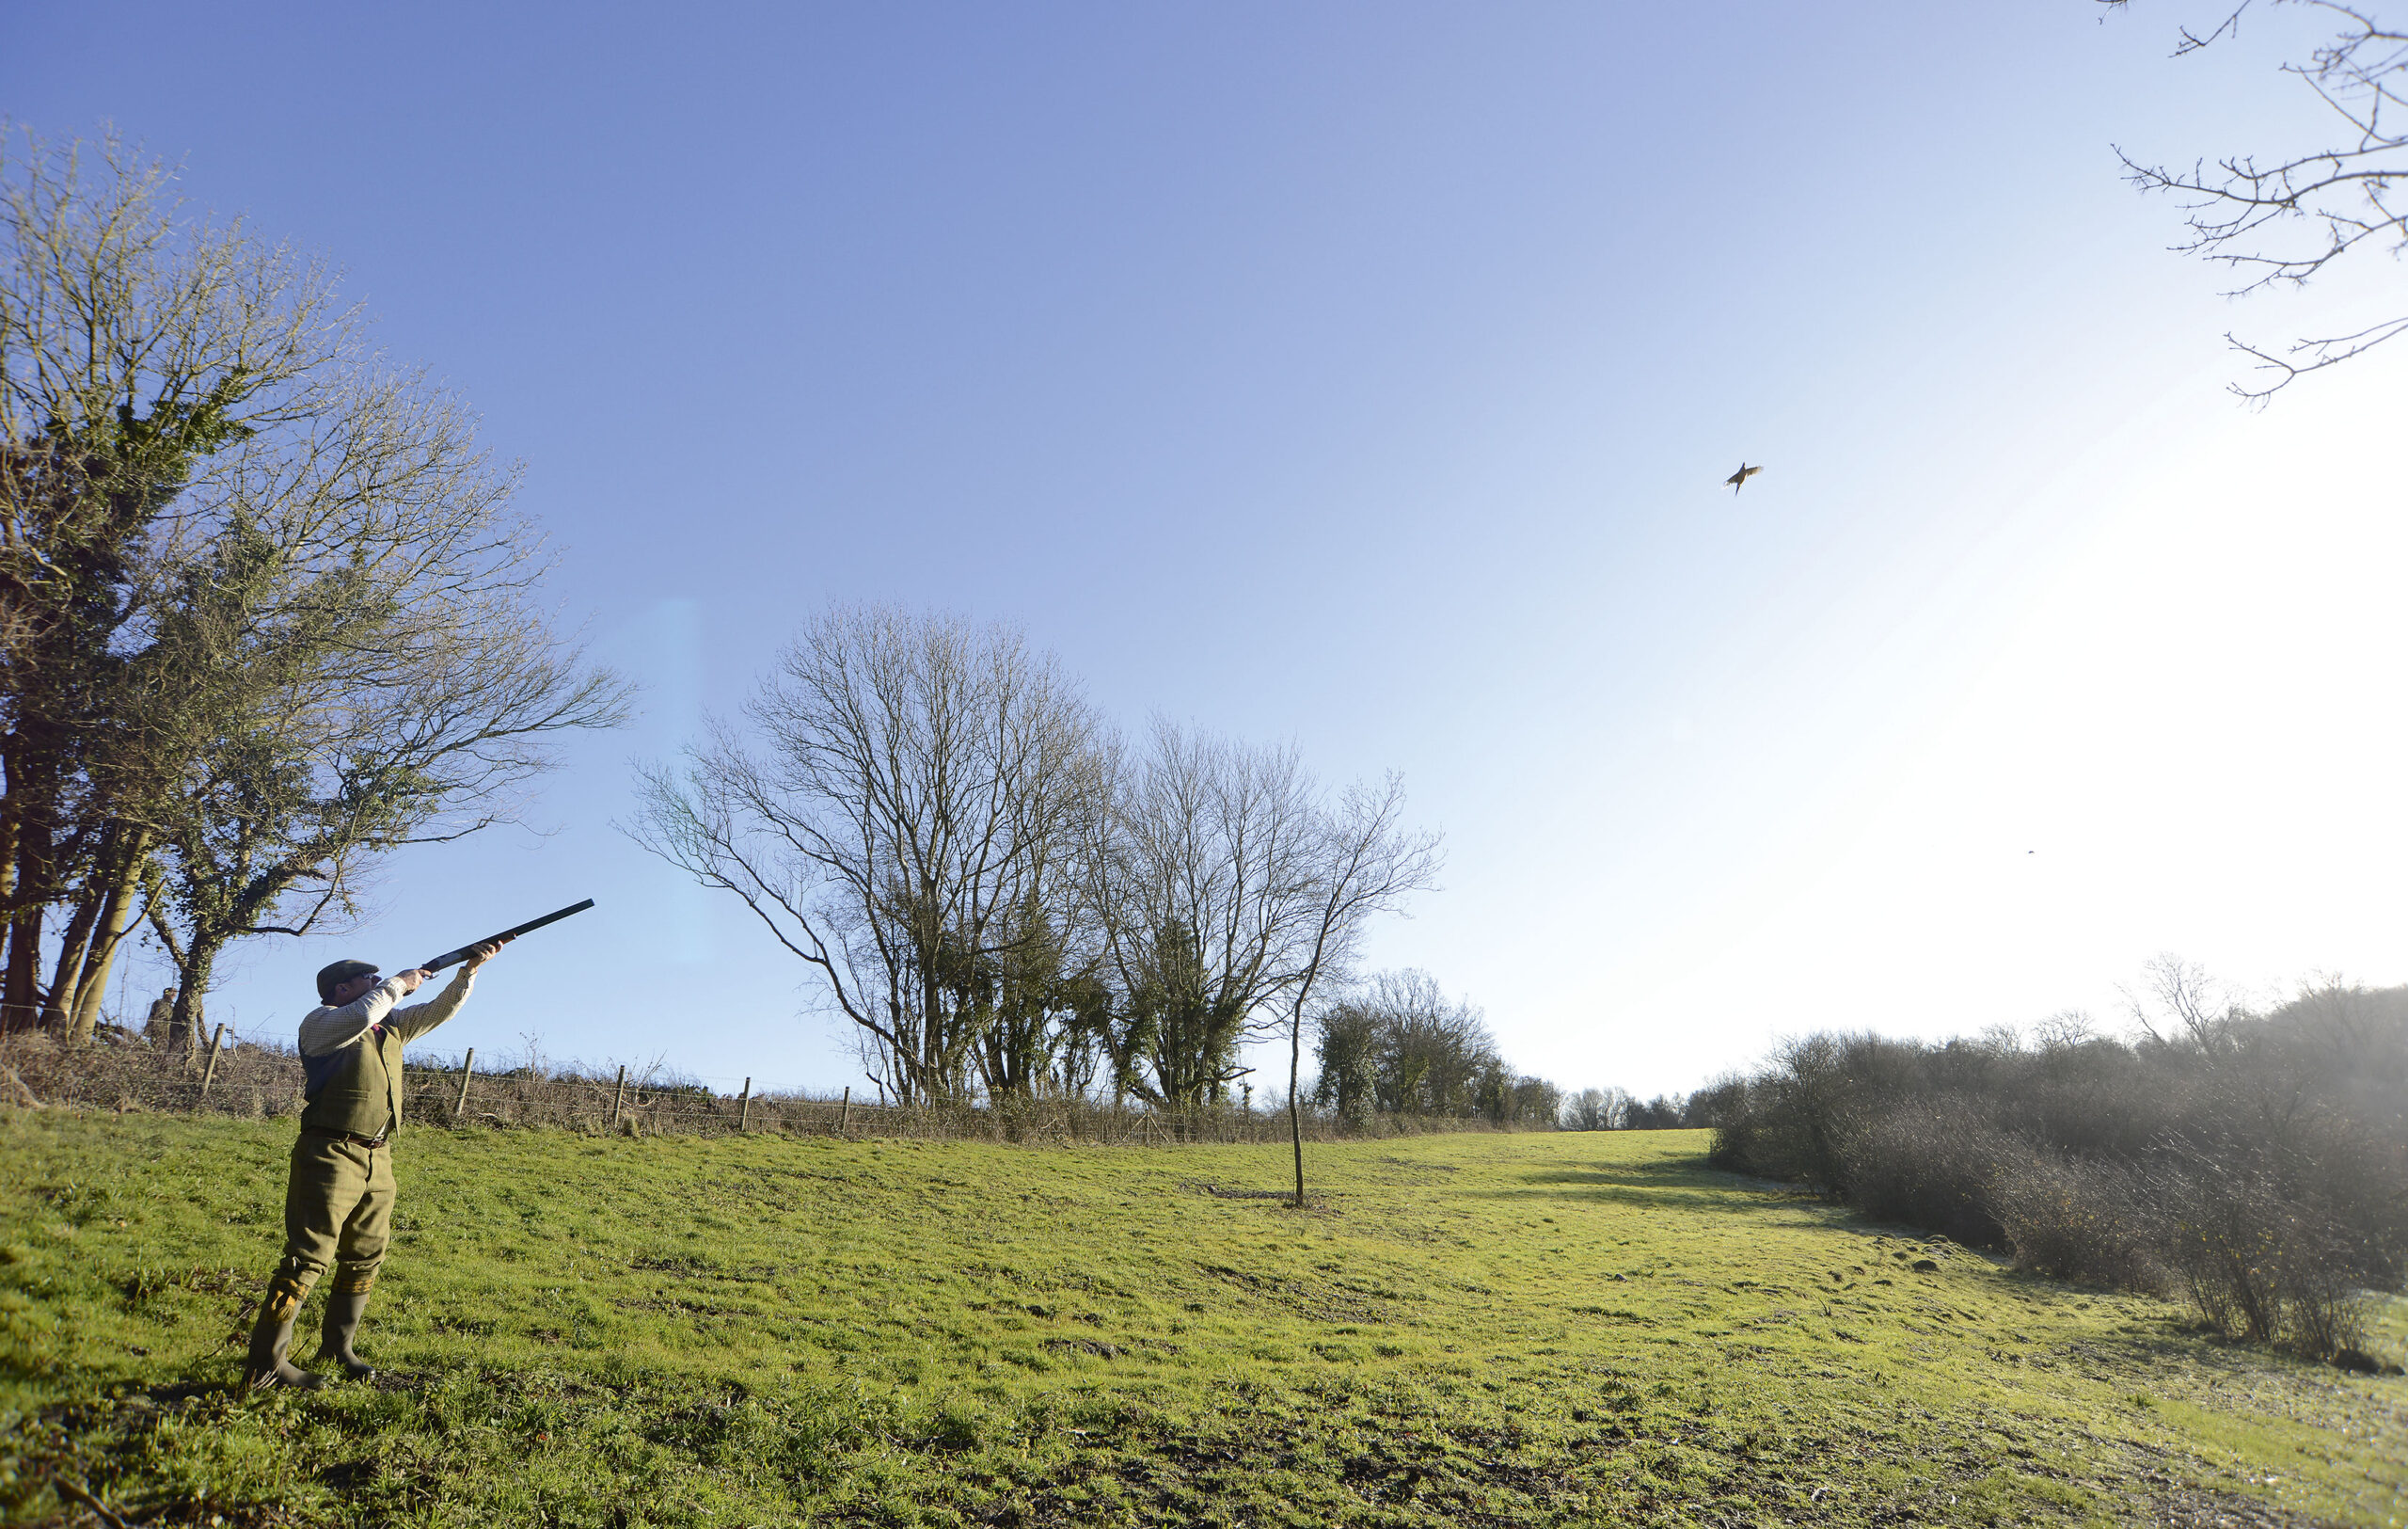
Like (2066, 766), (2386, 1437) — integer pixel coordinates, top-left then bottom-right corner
(300, 1025), (406, 1139)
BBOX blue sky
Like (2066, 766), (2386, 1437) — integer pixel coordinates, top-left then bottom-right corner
(9, 2), (2404, 1097)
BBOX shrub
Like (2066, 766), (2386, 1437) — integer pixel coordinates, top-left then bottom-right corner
(1989, 1152), (2166, 1293)
(2147, 1121), (2404, 1359)
(1837, 1112), (2022, 1250)
(1703, 974), (2408, 1361)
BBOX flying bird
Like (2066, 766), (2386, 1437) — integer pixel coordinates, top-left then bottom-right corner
(1725, 463), (1763, 495)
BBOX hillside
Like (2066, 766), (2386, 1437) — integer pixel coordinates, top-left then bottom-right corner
(2, 1115), (2401, 1526)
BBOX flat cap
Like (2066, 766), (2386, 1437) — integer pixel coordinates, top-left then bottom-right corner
(316, 959), (379, 1004)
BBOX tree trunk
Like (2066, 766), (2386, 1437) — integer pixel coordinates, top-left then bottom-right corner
(0, 798), (15, 923)
(0, 741), (59, 1036)
(2, 906), (40, 1035)
(169, 939), (217, 1064)
(40, 890), (102, 1036)
(69, 829), (149, 1043)
(0, 805), (12, 1033)
(923, 964), (945, 1100)
(1290, 1008), (1307, 1208)
(40, 818), (122, 1033)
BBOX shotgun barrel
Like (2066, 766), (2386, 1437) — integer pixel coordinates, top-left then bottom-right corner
(420, 899), (595, 972)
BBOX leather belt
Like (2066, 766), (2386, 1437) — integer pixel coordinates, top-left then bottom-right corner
(304, 1127), (388, 1149)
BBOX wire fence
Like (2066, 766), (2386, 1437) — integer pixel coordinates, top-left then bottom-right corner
(0, 1028), (1495, 1148)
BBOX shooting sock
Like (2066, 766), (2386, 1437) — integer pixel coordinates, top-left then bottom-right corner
(244, 1266), (325, 1391)
(316, 1265), (377, 1379)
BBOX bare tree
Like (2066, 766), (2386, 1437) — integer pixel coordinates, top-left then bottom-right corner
(0, 128), (624, 1040)
(2121, 951), (2243, 1051)
(634, 630), (1446, 1126)
(628, 606), (1105, 1103)
(2106, 2), (2407, 399)
(2035, 1008), (2103, 1051)
(966, 890), (1114, 1099)
(1273, 777), (1441, 1206)
(3, 129), (337, 1032)
(1624, 1091), (1692, 1129)
(1564, 1087), (1632, 1131)
(1088, 722), (1324, 1109)
(138, 475), (627, 1047)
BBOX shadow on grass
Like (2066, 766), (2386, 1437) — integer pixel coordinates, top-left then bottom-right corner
(1486, 1153), (1820, 1215)
(1498, 1155), (2404, 1394)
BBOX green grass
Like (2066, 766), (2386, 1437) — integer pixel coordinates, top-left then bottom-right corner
(2, 1112), (2401, 1527)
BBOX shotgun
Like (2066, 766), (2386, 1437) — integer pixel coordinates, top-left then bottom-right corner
(420, 899), (595, 973)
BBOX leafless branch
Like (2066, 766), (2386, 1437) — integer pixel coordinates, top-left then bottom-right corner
(626, 606), (1103, 1104)
(2101, 1), (2406, 398)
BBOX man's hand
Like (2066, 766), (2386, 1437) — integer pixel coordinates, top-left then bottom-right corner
(463, 935), (511, 972)
(395, 968), (432, 995)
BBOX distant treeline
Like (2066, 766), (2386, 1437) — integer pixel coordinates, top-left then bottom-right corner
(1311, 970), (1562, 1129)
(1306, 970), (1734, 1135)
(1700, 962), (2408, 1364)
(1557, 1086), (1715, 1132)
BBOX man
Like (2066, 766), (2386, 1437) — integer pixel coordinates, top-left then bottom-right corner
(243, 937), (508, 1390)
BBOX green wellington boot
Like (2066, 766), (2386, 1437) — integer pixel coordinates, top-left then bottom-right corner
(315, 1283), (376, 1380)
(243, 1283), (325, 1392)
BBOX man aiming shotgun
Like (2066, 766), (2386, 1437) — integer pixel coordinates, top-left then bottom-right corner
(244, 899), (593, 1389)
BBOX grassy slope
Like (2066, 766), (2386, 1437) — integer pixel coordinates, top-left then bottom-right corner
(2, 1113), (2401, 1528)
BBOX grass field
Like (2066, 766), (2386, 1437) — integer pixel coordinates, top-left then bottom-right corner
(2, 1112), (2401, 1527)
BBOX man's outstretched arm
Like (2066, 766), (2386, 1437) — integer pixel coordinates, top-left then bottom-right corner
(297, 980), (410, 1059)
(385, 939), (507, 1044)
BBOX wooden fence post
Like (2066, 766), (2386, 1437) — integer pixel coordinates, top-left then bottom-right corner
(611, 1064), (628, 1126)
(198, 1025), (227, 1101)
(453, 1048), (476, 1122)
(737, 1076), (752, 1132)
(838, 1085), (850, 1136)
